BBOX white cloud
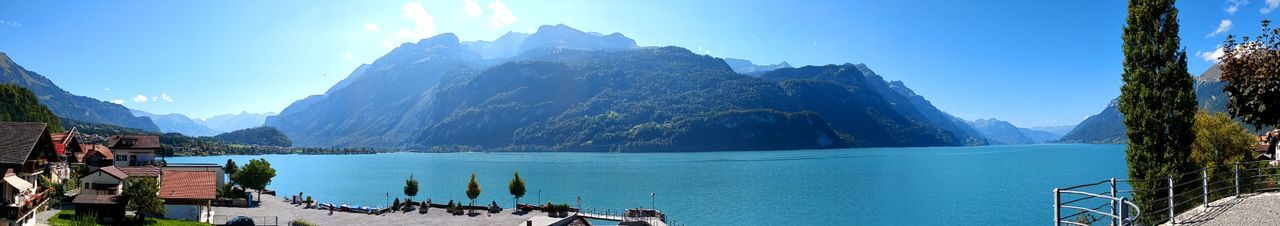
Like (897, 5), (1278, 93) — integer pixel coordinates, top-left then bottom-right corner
(344, 52), (354, 59)
(1227, 0), (1248, 14)
(160, 93), (173, 102)
(401, 2), (437, 40)
(382, 41), (397, 50)
(1264, 0), (1279, 13)
(365, 23), (381, 32)
(110, 99), (124, 105)
(0, 20), (20, 27)
(1208, 19), (1232, 37)
(696, 46), (712, 55)
(463, 0), (483, 18)
(103, 88), (111, 91)
(487, 0), (516, 28)
(132, 95), (148, 103)
(1197, 47), (1226, 62)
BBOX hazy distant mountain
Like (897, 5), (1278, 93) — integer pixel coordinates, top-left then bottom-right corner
(723, 58), (792, 76)
(465, 31), (530, 59)
(0, 52), (160, 131)
(130, 109), (221, 136)
(969, 118), (1036, 145)
(968, 118), (1062, 144)
(1060, 65), (1228, 144)
(1020, 128), (1063, 143)
(268, 25), (982, 151)
(1029, 124), (1076, 135)
(201, 111), (275, 133)
(516, 24), (637, 53)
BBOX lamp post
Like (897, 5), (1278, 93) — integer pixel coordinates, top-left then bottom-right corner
(538, 189), (542, 204)
(650, 192), (655, 210)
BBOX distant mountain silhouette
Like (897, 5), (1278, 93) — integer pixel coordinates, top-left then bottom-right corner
(723, 58), (791, 76)
(130, 109), (221, 136)
(0, 52), (159, 131)
(201, 111), (275, 133)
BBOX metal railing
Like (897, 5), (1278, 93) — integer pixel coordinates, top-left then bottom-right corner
(576, 207), (687, 226)
(1052, 160), (1280, 225)
(211, 215), (279, 226)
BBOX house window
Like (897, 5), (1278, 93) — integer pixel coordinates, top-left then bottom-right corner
(116, 155), (127, 161)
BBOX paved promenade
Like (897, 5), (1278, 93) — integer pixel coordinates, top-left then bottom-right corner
(1163, 192), (1280, 226)
(212, 194), (541, 226)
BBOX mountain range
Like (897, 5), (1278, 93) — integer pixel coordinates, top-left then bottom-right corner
(0, 52), (160, 131)
(129, 110), (276, 137)
(265, 24), (991, 151)
(1058, 65), (1233, 144)
(968, 118), (1066, 145)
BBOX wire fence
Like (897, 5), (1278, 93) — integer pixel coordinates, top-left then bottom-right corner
(1052, 160), (1280, 226)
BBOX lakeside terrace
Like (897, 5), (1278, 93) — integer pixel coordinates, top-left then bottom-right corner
(1052, 160), (1280, 226)
(212, 193), (677, 226)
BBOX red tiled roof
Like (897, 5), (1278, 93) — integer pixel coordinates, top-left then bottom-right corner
(72, 193), (120, 205)
(93, 166), (129, 180)
(85, 144), (113, 160)
(54, 143), (66, 156)
(117, 166), (161, 177)
(159, 170), (216, 200)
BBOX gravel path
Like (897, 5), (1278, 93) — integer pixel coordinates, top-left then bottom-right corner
(1162, 192), (1280, 226)
(212, 194), (541, 226)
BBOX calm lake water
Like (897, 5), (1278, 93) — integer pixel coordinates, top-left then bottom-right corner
(168, 144), (1127, 225)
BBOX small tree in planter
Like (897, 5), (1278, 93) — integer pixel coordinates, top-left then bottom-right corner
(305, 196), (313, 208)
(392, 198), (401, 211)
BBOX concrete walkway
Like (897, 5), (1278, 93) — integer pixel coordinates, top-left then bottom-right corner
(212, 194), (543, 226)
(1162, 192), (1280, 226)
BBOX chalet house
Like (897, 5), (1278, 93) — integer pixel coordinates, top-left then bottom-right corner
(164, 163), (225, 187)
(0, 122), (58, 226)
(159, 170), (216, 222)
(47, 130), (79, 183)
(107, 135), (161, 166)
(72, 166), (127, 222)
(81, 145), (114, 169)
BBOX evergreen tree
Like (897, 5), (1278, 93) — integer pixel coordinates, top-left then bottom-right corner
(1120, 0), (1198, 223)
(404, 174), (419, 201)
(508, 171), (526, 208)
(466, 173), (481, 214)
(225, 159), (238, 178)
(0, 84), (63, 132)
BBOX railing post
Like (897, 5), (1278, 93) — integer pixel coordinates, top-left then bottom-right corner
(1110, 178), (1118, 226)
(1119, 197), (1129, 226)
(1168, 176), (1175, 224)
(1052, 188), (1061, 226)
(1202, 169), (1209, 208)
(1235, 162), (1241, 197)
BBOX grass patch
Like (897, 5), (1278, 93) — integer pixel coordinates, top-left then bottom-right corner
(48, 209), (210, 226)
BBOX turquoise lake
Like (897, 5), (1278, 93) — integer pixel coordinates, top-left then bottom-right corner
(167, 144), (1128, 225)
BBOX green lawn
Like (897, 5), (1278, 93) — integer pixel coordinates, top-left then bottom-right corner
(48, 210), (210, 226)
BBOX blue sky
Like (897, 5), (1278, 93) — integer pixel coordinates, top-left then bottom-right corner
(0, 0), (1276, 126)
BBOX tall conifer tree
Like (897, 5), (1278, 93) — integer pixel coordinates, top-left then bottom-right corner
(1120, 0), (1197, 223)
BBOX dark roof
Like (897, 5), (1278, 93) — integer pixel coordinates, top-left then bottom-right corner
(85, 144), (113, 159)
(92, 166), (129, 180)
(117, 166), (161, 177)
(72, 193), (120, 205)
(159, 170), (217, 200)
(0, 122), (47, 165)
(107, 135), (161, 150)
